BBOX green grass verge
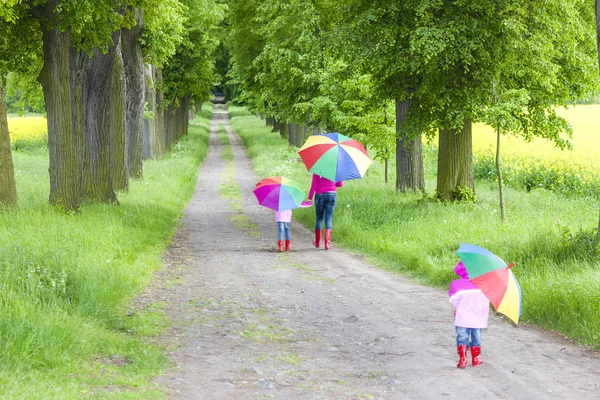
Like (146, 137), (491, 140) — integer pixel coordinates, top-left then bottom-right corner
(0, 105), (212, 398)
(229, 105), (600, 350)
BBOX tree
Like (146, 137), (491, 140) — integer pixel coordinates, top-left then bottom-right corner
(162, 0), (224, 148)
(0, 78), (17, 208)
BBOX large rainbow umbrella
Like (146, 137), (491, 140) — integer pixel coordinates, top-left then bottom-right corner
(253, 176), (306, 211)
(298, 133), (372, 182)
(456, 243), (522, 326)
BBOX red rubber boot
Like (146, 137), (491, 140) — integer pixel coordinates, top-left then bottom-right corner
(324, 229), (332, 250)
(457, 345), (468, 369)
(312, 230), (322, 248)
(285, 240), (291, 251)
(471, 346), (483, 366)
(277, 240), (283, 252)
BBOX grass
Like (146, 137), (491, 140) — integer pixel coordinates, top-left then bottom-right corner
(0, 105), (213, 398)
(228, 104), (600, 350)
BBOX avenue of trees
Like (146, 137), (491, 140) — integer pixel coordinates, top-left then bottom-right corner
(2, 0), (600, 236)
(0, 0), (224, 210)
(222, 0), (600, 234)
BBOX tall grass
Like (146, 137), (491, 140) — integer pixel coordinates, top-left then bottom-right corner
(0, 106), (212, 398)
(229, 105), (600, 349)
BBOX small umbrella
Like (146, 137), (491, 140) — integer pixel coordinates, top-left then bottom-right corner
(253, 176), (306, 211)
(298, 132), (372, 182)
(456, 243), (522, 326)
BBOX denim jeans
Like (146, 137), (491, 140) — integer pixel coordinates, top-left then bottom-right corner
(456, 326), (482, 347)
(277, 222), (290, 241)
(314, 192), (337, 230)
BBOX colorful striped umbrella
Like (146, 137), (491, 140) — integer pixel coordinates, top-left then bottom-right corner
(456, 243), (522, 326)
(298, 133), (372, 182)
(253, 176), (306, 211)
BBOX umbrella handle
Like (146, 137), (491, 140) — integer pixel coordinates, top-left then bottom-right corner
(508, 262), (515, 269)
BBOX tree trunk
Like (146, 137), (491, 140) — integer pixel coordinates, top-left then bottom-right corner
(70, 47), (84, 199)
(395, 99), (425, 192)
(143, 64), (156, 160)
(164, 104), (174, 152)
(436, 119), (474, 201)
(183, 96), (191, 136)
(80, 32), (121, 204)
(384, 159), (388, 184)
(280, 122), (289, 140)
(0, 79), (17, 208)
(154, 68), (165, 158)
(122, 9), (145, 179)
(496, 125), (506, 222)
(112, 34), (128, 192)
(295, 124), (307, 147)
(39, 10), (80, 210)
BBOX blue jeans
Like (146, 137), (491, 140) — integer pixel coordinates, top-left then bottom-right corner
(456, 326), (482, 347)
(277, 222), (290, 241)
(314, 192), (337, 230)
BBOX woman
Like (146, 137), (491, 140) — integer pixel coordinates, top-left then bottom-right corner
(306, 174), (343, 250)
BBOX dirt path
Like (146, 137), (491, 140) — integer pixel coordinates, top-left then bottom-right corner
(149, 102), (600, 399)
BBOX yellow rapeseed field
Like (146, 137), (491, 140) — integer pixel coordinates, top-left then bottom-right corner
(7, 115), (47, 144)
(472, 104), (600, 195)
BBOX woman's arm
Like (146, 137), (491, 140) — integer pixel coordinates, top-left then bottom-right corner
(308, 174), (318, 200)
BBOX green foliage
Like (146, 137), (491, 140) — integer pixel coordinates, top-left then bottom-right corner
(233, 108), (600, 349)
(142, 0), (187, 67)
(451, 186), (477, 203)
(4, 72), (45, 115)
(0, 113), (211, 395)
(162, 0), (226, 105)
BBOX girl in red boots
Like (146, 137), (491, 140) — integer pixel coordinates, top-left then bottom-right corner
(275, 209), (292, 252)
(448, 261), (490, 368)
(306, 174), (343, 250)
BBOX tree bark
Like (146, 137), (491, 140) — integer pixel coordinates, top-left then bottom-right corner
(122, 9), (145, 179)
(395, 99), (425, 192)
(295, 124), (307, 147)
(143, 64), (156, 160)
(112, 34), (128, 192)
(154, 68), (165, 158)
(279, 122), (289, 140)
(164, 104), (174, 152)
(436, 119), (474, 201)
(39, 7), (80, 210)
(0, 79), (17, 208)
(70, 47), (84, 200)
(80, 31), (123, 204)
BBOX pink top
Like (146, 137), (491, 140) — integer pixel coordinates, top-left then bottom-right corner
(308, 174), (343, 200)
(275, 209), (292, 222)
(449, 262), (489, 328)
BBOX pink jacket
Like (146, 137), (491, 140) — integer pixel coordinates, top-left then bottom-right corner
(275, 209), (292, 222)
(308, 174), (343, 200)
(449, 261), (490, 329)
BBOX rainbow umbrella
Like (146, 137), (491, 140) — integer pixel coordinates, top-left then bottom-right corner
(298, 133), (372, 182)
(456, 243), (522, 326)
(253, 176), (306, 211)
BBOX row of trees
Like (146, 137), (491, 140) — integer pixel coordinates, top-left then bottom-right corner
(222, 0), (600, 230)
(0, 0), (224, 210)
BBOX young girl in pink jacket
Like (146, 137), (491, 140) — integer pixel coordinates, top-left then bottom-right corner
(448, 261), (490, 368)
(275, 209), (292, 252)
